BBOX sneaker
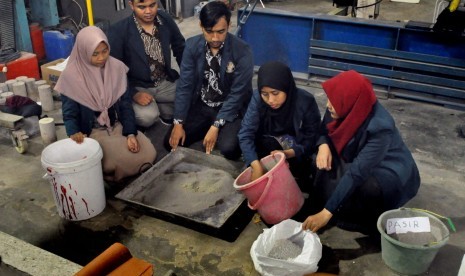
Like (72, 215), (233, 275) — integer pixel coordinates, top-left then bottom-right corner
(159, 117), (173, 126)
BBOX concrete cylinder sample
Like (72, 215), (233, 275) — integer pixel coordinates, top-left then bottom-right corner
(34, 80), (47, 94)
(38, 84), (54, 111)
(5, 79), (17, 92)
(16, 76), (28, 82)
(39, 117), (57, 146)
(12, 81), (28, 97)
(24, 78), (37, 100)
(0, 82), (8, 93)
(0, 92), (14, 106)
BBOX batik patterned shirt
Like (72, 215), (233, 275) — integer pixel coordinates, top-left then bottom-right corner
(201, 43), (226, 128)
(133, 14), (166, 87)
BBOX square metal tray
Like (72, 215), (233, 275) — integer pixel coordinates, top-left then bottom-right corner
(116, 147), (253, 241)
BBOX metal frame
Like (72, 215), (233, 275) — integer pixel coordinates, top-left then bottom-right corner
(235, 0), (264, 36)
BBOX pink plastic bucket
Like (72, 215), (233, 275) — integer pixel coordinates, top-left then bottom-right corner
(233, 152), (304, 224)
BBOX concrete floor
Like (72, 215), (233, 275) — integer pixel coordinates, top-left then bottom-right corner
(1, 1), (465, 275)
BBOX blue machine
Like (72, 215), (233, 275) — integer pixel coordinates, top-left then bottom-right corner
(238, 8), (465, 109)
(13, 0), (60, 53)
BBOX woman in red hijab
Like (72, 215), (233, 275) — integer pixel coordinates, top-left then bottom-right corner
(302, 70), (420, 235)
(55, 26), (156, 182)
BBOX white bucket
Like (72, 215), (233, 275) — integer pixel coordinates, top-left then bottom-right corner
(41, 138), (106, 221)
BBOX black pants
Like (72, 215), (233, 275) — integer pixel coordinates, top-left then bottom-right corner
(164, 101), (242, 160)
(312, 163), (384, 234)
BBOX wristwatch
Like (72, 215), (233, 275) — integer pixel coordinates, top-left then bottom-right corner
(213, 119), (225, 128)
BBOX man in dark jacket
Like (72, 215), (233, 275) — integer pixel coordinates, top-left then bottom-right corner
(108, 0), (185, 128)
(164, 1), (254, 160)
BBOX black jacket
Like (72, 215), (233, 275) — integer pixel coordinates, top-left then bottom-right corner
(108, 10), (185, 97)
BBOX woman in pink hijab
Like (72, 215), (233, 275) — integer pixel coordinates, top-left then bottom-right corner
(55, 26), (156, 182)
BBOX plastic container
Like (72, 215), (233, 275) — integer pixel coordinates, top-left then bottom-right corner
(0, 52), (40, 80)
(377, 208), (450, 275)
(29, 23), (45, 60)
(233, 152), (304, 224)
(43, 30), (75, 61)
(41, 138), (106, 221)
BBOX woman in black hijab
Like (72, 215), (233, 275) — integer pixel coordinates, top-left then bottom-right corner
(238, 61), (321, 186)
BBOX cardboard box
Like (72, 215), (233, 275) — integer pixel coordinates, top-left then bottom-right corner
(40, 58), (65, 88)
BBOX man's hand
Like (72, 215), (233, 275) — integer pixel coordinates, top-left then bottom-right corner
(169, 124), (185, 151)
(203, 126), (219, 154)
(250, 160), (266, 181)
(133, 91), (154, 106)
(70, 132), (86, 144)
(316, 143), (332, 171)
(127, 135), (140, 153)
(302, 208), (333, 233)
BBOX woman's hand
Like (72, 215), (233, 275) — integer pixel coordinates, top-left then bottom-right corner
(203, 126), (219, 154)
(250, 160), (265, 181)
(70, 132), (86, 144)
(169, 124), (185, 151)
(316, 143), (332, 170)
(302, 208), (333, 233)
(133, 91), (153, 106)
(271, 149), (295, 159)
(127, 135), (140, 153)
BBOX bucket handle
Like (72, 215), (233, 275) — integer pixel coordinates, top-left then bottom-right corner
(43, 167), (56, 179)
(248, 174), (273, 210)
(409, 207), (456, 233)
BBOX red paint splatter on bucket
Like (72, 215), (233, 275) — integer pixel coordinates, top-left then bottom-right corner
(68, 195), (77, 218)
(51, 176), (60, 207)
(82, 198), (91, 215)
(69, 183), (78, 196)
(60, 192), (67, 219)
(60, 185), (76, 220)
